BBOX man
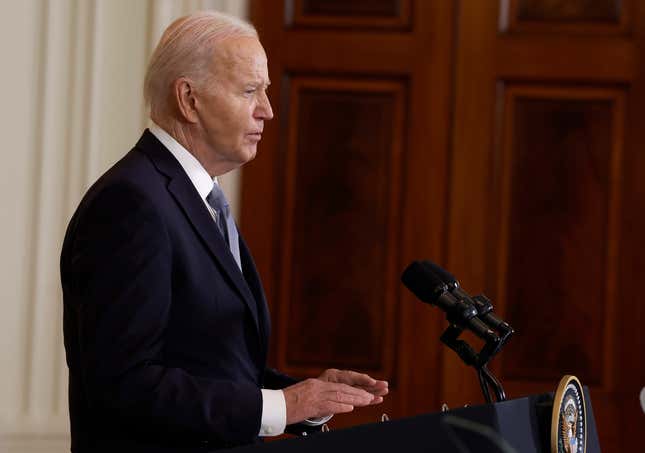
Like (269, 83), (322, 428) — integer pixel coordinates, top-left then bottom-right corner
(60, 11), (388, 452)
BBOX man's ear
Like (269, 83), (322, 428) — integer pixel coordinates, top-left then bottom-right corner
(173, 77), (199, 123)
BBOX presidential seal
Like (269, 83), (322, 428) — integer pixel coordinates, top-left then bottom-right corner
(551, 375), (586, 453)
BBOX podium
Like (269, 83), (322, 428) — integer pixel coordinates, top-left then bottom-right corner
(230, 387), (600, 452)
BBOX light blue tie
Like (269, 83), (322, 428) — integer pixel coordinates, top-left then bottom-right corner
(206, 183), (241, 270)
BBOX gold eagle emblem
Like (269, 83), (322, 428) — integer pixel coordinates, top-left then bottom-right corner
(560, 396), (579, 453)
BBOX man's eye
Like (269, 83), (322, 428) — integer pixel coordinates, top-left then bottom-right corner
(245, 89), (256, 94)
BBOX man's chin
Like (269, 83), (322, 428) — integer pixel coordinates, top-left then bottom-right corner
(227, 145), (258, 168)
(243, 146), (258, 162)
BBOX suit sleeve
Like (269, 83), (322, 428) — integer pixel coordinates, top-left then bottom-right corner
(262, 367), (299, 390)
(64, 182), (261, 445)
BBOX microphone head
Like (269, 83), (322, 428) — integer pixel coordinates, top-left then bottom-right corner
(401, 261), (448, 304)
(423, 260), (460, 289)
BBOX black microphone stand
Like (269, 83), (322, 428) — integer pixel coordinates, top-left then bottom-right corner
(438, 293), (513, 404)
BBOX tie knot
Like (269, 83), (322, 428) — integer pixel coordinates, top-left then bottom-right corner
(206, 183), (229, 213)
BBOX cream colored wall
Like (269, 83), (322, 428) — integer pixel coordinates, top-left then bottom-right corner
(0, 1), (248, 451)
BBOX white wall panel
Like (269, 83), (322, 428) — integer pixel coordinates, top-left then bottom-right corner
(0, 0), (42, 434)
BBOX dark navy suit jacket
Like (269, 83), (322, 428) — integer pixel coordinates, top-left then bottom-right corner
(61, 130), (297, 452)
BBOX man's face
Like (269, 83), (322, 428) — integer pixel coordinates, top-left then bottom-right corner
(195, 36), (273, 173)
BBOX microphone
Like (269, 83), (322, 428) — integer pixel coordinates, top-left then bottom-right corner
(401, 261), (499, 343)
(422, 260), (510, 331)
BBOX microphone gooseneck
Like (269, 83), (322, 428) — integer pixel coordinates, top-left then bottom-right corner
(401, 260), (514, 403)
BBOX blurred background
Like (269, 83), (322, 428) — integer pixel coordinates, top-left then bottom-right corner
(1, 0), (643, 452)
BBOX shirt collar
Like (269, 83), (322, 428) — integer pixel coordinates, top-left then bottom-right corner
(149, 121), (218, 200)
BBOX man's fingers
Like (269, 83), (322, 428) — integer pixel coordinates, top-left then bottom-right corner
(356, 380), (389, 396)
(363, 385), (389, 396)
(328, 383), (374, 401)
(373, 387), (389, 396)
(338, 370), (376, 386)
(324, 388), (373, 406)
(325, 378), (388, 403)
(322, 402), (354, 415)
(325, 382), (373, 397)
(369, 396), (384, 405)
(321, 370), (390, 400)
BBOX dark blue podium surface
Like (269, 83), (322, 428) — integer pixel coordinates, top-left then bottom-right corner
(229, 388), (600, 452)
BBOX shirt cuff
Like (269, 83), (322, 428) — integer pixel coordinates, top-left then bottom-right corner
(259, 389), (286, 436)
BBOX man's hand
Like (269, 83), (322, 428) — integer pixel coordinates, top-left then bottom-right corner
(283, 378), (375, 425)
(318, 368), (389, 405)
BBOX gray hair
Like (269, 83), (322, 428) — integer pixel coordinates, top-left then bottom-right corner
(144, 10), (258, 120)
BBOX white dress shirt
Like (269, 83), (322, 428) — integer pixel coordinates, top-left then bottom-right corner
(149, 122), (287, 437)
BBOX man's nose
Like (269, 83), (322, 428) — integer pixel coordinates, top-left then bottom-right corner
(255, 91), (274, 120)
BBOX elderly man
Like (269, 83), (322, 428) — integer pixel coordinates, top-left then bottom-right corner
(60, 10), (388, 453)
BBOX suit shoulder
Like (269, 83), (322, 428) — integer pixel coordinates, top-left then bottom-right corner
(82, 147), (169, 207)
(93, 147), (163, 191)
(65, 147), (169, 236)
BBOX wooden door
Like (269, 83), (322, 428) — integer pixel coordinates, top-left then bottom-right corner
(445, 1), (645, 450)
(243, 0), (455, 426)
(242, 1), (645, 450)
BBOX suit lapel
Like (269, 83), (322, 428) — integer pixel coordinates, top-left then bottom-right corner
(239, 235), (271, 358)
(135, 130), (260, 334)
